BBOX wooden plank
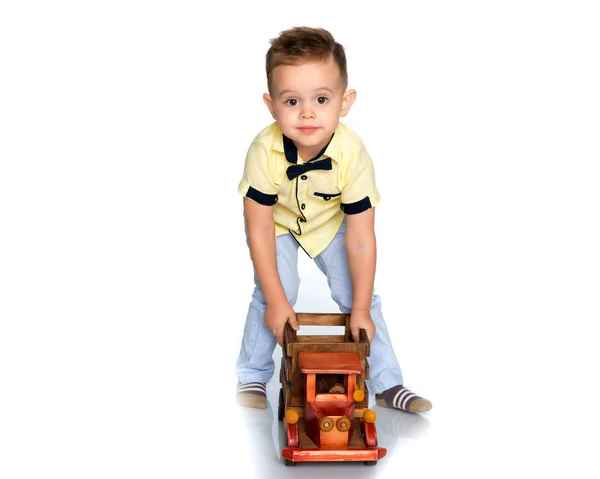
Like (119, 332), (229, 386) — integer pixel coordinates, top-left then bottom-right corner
(359, 329), (370, 356)
(282, 378), (293, 410)
(306, 374), (315, 402)
(290, 349), (304, 407)
(298, 352), (363, 374)
(284, 324), (296, 354)
(295, 335), (346, 343)
(282, 448), (383, 462)
(296, 313), (349, 326)
(290, 342), (368, 355)
(284, 355), (292, 382)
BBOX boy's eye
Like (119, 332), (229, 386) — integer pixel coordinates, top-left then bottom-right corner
(285, 99), (298, 106)
(316, 96), (328, 104)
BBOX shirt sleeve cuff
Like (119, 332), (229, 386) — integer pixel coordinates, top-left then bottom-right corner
(238, 179), (278, 206)
(341, 196), (373, 214)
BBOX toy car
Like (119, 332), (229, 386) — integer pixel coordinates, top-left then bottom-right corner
(278, 313), (387, 466)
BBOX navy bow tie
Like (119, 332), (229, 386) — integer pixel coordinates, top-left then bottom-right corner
(286, 158), (332, 180)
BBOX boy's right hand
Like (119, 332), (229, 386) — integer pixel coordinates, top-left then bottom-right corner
(264, 301), (299, 347)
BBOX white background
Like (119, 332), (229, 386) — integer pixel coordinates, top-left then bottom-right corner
(1, 1), (599, 478)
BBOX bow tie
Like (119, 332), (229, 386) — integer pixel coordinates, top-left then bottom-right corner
(286, 158), (332, 180)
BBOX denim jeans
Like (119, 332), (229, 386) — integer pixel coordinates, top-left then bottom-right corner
(235, 220), (404, 393)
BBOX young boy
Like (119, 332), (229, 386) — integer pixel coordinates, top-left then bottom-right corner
(235, 26), (432, 414)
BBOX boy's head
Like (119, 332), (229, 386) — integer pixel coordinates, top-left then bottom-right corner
(265, 26), (348, 93)
(263, 27), (356, 161)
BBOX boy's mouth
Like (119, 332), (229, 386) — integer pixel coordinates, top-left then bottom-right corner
(298, 127), (319, 134)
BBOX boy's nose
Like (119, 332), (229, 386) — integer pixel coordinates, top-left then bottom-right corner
(299, 107), (316, 119)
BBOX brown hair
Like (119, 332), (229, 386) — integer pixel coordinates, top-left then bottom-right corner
(265, 26), (348, 92)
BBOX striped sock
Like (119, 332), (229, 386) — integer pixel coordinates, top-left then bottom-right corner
(236, 382), (267, 409)
(375, 385), (432, 413)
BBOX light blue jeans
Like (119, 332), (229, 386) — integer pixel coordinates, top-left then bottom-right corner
(236, 220), (404, 394)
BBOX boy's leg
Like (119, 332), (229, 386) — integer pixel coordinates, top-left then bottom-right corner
(313, 220), (431, 413)
(235, 232), (300, 408)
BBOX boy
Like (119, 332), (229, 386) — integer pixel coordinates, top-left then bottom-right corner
(235, 26), (432, 414)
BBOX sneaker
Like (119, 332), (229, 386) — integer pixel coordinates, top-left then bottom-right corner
(375, 385), (432, 413)
(236, 382), (267, 409)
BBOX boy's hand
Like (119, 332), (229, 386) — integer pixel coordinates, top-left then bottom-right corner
(349, 309), (375, 343)
(265, 300), (299, 347)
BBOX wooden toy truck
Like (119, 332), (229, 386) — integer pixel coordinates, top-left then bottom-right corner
(278, 313), (387, 466)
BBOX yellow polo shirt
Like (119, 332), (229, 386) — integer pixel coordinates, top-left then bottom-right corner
(238, 121), (380, 258)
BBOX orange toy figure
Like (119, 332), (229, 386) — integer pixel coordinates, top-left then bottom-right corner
(278, 313), (387, 466)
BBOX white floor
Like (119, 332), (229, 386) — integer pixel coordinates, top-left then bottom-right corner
(231, 346), (599, 479)
(226, 253), (599, 479)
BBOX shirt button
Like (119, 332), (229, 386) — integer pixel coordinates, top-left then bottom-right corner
(301, 204), (306, 210)
(301, 175), (307, 180)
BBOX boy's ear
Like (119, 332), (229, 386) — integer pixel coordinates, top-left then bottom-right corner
(263, 93), (277, 119)
(340, 89), (357, 118)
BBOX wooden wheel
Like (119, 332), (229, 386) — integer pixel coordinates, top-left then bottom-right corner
(278, 388), (284, 421)
(336, 416), (351, 432)
(319, 416), (334, 432)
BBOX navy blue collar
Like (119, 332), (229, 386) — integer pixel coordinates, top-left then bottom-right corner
(282, 133), (334, 164)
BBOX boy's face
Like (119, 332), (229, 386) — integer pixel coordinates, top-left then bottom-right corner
(263, 55), (356, 161)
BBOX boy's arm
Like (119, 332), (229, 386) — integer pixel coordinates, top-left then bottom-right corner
(345, 207), (377, 343)
(243, 197), (299, 346)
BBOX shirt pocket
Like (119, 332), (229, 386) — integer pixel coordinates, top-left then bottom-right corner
(313, 192), (341, 202)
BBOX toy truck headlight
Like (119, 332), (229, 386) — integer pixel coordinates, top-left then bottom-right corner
(363, 409), (377, 424)
(285, 409), (299, 425)
(353, 389), (365, 402)
(336, 416), (351, 432)
(319, 417), (334, 432)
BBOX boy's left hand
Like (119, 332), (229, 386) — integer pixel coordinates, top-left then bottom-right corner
(349, 310), (375, 343)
